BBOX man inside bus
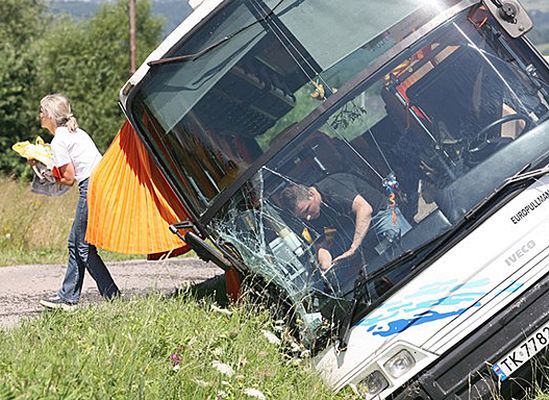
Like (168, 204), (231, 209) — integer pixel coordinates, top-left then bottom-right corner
(280, 173), (412, 274)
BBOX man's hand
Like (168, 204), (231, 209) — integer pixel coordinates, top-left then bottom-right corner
(332, 246), (358, 265)
(317, 248), (333, 272)
(27, 158), (38, 167)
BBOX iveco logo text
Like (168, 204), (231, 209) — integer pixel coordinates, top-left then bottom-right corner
(505, 240), (536, 266)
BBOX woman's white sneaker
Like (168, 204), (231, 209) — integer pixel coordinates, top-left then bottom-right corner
(39, 295), (77, 311)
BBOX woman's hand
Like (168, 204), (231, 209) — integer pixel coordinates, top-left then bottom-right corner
(56, 162), (76, 186)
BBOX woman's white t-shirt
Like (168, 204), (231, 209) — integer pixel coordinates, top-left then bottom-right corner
(51, 126), (102, 183)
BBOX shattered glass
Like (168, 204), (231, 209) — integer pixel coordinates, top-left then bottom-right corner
(207, 9), (549, 343)
(209, 170), (338, 343)
(131, 1), (549, 344)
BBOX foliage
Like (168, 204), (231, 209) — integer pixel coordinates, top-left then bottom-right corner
(0, 0), (163, 177)
(34, 0), (163, 152)
(0, 0), (44, 47)
(0, 0), (45, 176)
(0, 296), (339, 400)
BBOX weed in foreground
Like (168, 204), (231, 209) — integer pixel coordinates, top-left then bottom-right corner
(0, 295), (340, 400)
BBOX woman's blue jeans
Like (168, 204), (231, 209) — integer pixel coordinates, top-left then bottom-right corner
(57, 178), (120, 303)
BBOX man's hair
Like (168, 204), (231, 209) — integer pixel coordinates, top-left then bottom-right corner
(280, 183), (309, 214)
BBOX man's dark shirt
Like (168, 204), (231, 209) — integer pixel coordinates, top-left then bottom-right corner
(307, 173), (386, 254)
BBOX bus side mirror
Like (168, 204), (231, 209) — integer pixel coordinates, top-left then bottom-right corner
(482, 0), (533, 38)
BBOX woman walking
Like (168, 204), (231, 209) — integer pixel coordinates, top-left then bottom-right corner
(37, 94), (120, 310)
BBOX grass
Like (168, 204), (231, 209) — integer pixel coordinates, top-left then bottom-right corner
(0, 176), (142, 266)
(0, 174), (547, 399)
(0, 293), (545, 400)
(0, 295), (343, 400)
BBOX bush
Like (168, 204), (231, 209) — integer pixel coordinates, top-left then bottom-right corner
(0, 0), (163, 177)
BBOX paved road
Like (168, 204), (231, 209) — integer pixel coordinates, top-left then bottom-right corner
(0, 258), (221, 329)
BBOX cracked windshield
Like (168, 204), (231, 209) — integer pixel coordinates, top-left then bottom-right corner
(131, 0), (549, 342)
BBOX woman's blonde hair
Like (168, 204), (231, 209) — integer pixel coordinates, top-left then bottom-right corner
(40, 94), (79, 133)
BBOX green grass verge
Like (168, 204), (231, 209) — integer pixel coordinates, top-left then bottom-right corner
(0, 248), (67, 266)
(0, 291), (547, 399)
(0, 248), (145, 266)
(0, 296), (342, 400)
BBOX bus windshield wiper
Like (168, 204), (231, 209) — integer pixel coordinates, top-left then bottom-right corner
(336, 227), (458, 349)
(148, 0), (286, 67)
(463, 163), (549, 221)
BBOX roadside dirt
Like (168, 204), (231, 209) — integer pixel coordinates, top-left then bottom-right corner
(0, 258), (221, 329)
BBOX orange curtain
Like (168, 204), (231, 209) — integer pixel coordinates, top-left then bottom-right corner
(86, 120), (190, 256)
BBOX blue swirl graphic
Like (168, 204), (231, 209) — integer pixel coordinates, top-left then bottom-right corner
(358, 277), (524, 337)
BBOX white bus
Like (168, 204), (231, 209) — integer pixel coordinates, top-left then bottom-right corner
(119, 1), (549, 398)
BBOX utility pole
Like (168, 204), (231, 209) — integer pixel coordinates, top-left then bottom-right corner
(129, 0), (137, 75)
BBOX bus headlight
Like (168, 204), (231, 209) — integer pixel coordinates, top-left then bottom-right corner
(383, 349), (416, 378)
(357, 370), (389, 396)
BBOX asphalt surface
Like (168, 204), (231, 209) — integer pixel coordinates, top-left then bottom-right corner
(0, 258), (221, 329)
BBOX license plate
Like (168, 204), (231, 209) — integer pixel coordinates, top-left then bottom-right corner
(492, 319), (549, 381)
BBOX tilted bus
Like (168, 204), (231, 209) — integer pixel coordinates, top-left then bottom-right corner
(118, 1), (549, 398)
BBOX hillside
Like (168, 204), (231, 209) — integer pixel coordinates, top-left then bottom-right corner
(48, 0), (193, 37)
(521, 0), (549, 51)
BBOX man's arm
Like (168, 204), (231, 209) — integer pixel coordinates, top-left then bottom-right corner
(332, 194), (373, 264)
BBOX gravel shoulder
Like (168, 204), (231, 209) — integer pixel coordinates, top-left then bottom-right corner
(0, 258), (221, 329)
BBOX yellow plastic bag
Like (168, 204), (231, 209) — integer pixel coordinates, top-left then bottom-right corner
(12, 136), (54, 169)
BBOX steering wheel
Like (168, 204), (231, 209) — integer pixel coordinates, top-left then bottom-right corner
(468, 112), (533, 154)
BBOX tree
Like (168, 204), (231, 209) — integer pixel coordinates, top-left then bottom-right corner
(0, 0), (163, 177)
(0, 0), (45, 176)
(35, 0), (163, 152)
